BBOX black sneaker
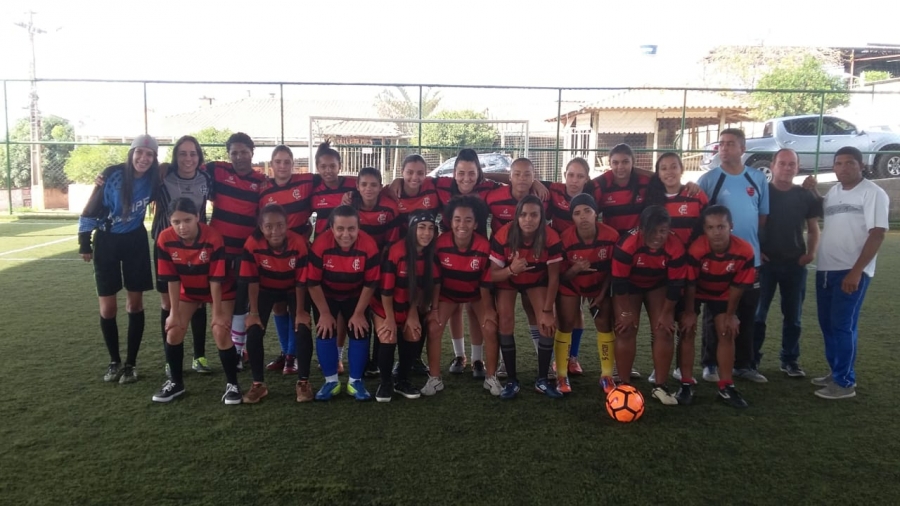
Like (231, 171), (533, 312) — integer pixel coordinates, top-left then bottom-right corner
(411, 358), (430, 376)
(152, 380), (184, 403)
(119, 365), (138, 384)
(364, 360), (380, 378)
(222, 383), (243, 405)
(375, 382), (393, 403)
(103, 362), (123, 383)
(676, 383), (694, 405)
(718, 384), (748, 408)
(780, 363), (806, 378)
(472, 360), (486, 379)
(394, 379), (422, 399)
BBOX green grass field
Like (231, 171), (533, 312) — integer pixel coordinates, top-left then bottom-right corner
(1, 220), (899, 506)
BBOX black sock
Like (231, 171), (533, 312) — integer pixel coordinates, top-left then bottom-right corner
(537, 336), (554, 379)
(100, 315), (121, 363)
(296, 324), (313, 381)
(499, 333), (517, 382)
(218, 346), (239, 385)
(160, 308), (170, 349)
(412, 334), (426, 362)
(398, 338), (415, 382)
(246, 327), (265, 383)
(191, 305), (207, 358)
(125, 311), (145, 367)
(167, 342), (184, 385)
(378, 341), (396, 385)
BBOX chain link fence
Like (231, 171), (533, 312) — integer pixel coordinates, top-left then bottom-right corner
(3, 80), (899, 213)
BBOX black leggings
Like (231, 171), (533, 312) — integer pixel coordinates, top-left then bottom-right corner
(246, 290), (313, 383)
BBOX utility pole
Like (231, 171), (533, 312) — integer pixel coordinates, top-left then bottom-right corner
(14, 11), (47, 210)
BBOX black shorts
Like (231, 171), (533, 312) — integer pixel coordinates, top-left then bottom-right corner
(226, 255), (250, 313)
(92, 227), (153, 297)
(698, 299), (728, 316)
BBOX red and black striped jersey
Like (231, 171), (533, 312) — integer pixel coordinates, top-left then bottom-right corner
(687, 235), (756, 302)
(490, 223), (563, 289)
(371, 240), (436, 324)
(662, 187), (708, 246)
(435, 177), (500, 233)
(156, 223), (230, 303)
(593, 171), (650, 236)
(307, 229), (380, 300)
(612, 230), (687, 295)
(206, 161), (266, 257)
(435, 232), (492, 303)
(311, 176), (358, 237)
(559, 222), (620, 297)
(396, 177), (441, 236)
(485, 185), (549, 233)
(239, 231), (309, 292)
(258, 173), (317, 240)
(356, 194), (401, 249)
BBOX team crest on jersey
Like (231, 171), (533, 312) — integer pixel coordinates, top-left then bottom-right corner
(470, 259), (480, 270)
(598, 249), (608, 260)
(289, 258), (296, 269)
(661, 258), (666, 267)
(199, 250), (209, 263)
(377, 212), (387, 225)
(250, 183), (259, 191)
(352, 258), (361, 271)
(702, 260), (710, 272)
(422, 197), (431, 207)
(292, 189), (302, 200)
(746, 187), (755, 197)
(678, 204), (688, 216)
(726, 261), (735, 273)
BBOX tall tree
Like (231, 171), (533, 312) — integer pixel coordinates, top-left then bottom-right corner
(749, 56), (850, 120)
(702, 46), (843, 89)
(417, 110), (498, 159)
(191, 127), (233, 162)
(2, 115), (74, 189)
(375, 86), (442, 137)
(64, 145), (130, 184)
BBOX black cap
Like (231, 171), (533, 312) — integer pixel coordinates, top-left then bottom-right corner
(569, 193), (597, 216)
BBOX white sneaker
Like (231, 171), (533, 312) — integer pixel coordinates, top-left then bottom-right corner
(673, 368), (682, 381)
(648, 370), (657, 384)
(702, 366), (720, 382)
(483, 376), (502, 396)
(651, 386), (678, 406)
(497, 360), (508, 379)
(421, 375), (444, 396)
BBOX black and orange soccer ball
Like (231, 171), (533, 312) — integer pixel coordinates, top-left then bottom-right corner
(605, 384), (645, 423)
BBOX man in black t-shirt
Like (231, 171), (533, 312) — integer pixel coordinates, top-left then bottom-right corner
(753, 149), (823, 377)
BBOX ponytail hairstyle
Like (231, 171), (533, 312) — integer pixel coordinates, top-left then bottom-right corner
(272, 144), (294, 160)
(350, 167), (383, 209)
(253, 203), (288, 239)
(608, 143), (641, 204)
(315, 140), (341, 167)
(405, 211), (438, 312)
(507, 194), (547, 259)
(402, 154), (428, 172)
(645, 152), (684, 207)
(565, 156), (594, 195)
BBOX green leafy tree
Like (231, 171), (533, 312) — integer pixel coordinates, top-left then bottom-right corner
(3, 115), (75, 189)
(417, 110), (498, 159)
(191, 127), (233, 162)
(861, 70), (892, 84)
(702, 46), (842, 89)
(64, 145), (130, 184)
(749, 56), (850, 120)
(375, 86), (442, 137)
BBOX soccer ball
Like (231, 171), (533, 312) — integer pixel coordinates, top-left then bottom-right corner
(605, 385), (645, 423)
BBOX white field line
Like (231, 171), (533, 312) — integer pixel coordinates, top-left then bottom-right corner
(0, 237), (73, 257)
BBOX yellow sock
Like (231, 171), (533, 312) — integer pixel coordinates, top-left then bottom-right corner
(554, 330), (572, 378)
(598, 331), (616, 377)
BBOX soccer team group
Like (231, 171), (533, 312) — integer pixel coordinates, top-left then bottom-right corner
(77, 127), (889, 409)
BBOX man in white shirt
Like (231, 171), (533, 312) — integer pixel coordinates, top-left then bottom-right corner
(812, 146), (889, 399)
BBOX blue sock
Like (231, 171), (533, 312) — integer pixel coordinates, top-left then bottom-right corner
(348, 337), (369, 380)
(316, 337), (338, 378)
(274, 314), (290, 354)
(570, 328), (584, 357)
(286, 314), (297, 356)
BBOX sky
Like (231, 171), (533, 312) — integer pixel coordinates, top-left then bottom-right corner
(0, 0), (897, 135)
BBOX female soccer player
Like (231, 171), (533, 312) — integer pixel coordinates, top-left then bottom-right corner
(79, 135), (160, 385)
(371, 211), (439, 401)
(684, 205), (757, 408)
(556, 193), (620, 394)
(307, 205), (381, 401)
(490, 195), (563, 400)
(611, 205), (687, 405)
(644, 152), (708, 387)
(391, 155), (441, 237)
(425, 196), (497, 395)
(151, 198), (243, 404)
(239, 204), (312, 403)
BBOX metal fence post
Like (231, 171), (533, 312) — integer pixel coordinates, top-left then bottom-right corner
(418, 86), (423, 152)
(4, 81), (11, 215)
(555, 88), (562, 175)
(143, 82), (148, 134)
(279, 83), (285, 145)
(814, 91), (826, 176)
(679, 89), (687, 155)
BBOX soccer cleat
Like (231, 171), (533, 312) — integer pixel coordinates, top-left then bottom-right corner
(364, 360), (380, 378)
(449, 356), (467, 374)
(119, 365), (138, 384)
(499, 380), (520, 400)
(780, 363), (806, 378)
(151, 380), (185, 403)
(347, 379), (372, 401)
(600, 376), (616, 395)
(282, 355), (298, 375)
(483, 376), (502, 396)
(651, 385), (678, 405)
(471, 360), (486, 379)
(717, 384), (748, 408)
(295, 380), (314, 403)
(734, 368), (768, 383)
(394, 380), (422, 399)
(222, 383), (243, 405)
(103, 362), (123, 383)
(375, 383), (393, 403)
(266, 353), (286, 372)
(675, 384), (694, 405)
(421, 376), (445, 396)
(814, 383), (856, 400)
(242, 382), (268, 404)
(497, 360), (508, 379)
(192, 357), (212, 374)
(165, 363), (172, 380)
(629, 367), (641, 379)
(557, 376), (572, 394)
(568, 356), (584, 376)
(315, 381), (341, 401)
(702, 366), (720, 382)
(411, 358), (429, 376)
(535, 378), (563, 398)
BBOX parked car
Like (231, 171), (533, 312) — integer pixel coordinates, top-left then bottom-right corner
(700, 115), (900, 180)
(427, 152), (513, 178)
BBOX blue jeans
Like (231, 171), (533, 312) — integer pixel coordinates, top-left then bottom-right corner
(753, 261), (807, 367)
(815, 270), (871, 388)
